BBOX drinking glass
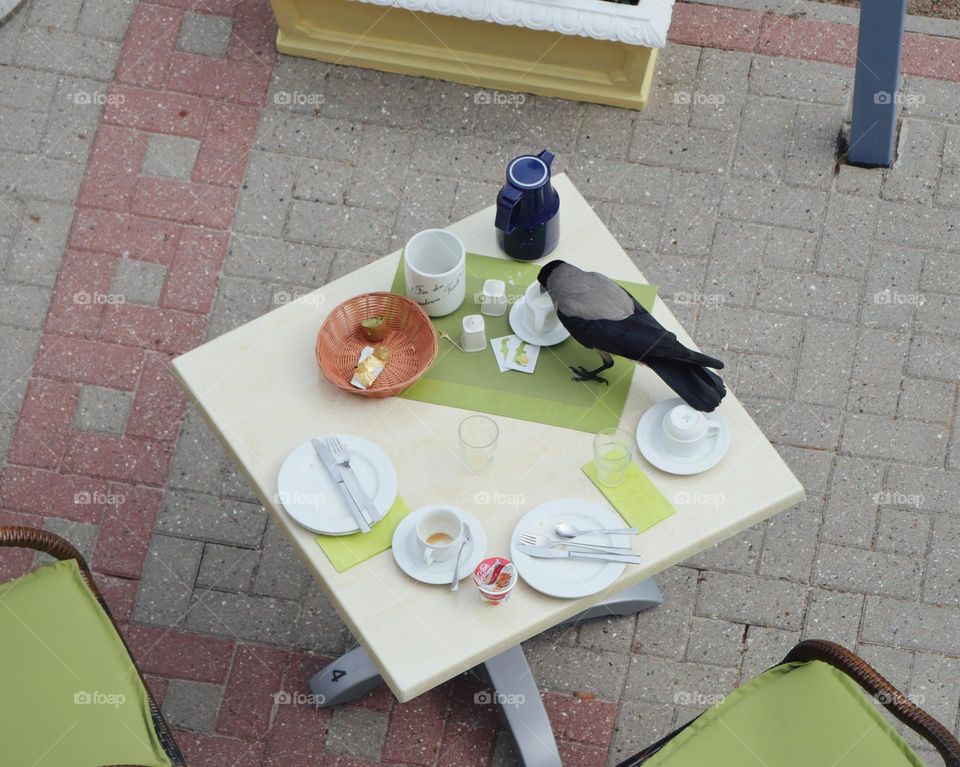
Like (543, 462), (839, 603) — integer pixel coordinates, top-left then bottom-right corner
(459, 415), (499, 474)
(593, 428), (632, 487)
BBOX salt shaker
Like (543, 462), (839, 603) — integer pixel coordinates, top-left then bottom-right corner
(480, 279), (507, 317)
(461, 314), (487, 352)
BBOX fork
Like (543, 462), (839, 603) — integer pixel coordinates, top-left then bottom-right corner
(326, 436), (380, 523)
(518, 532), (631, 555)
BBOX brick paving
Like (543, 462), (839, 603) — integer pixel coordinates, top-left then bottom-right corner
(0, 1), (959, 766)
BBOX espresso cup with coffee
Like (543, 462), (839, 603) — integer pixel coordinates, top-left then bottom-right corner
(523, 281), (561, 334)
(416, 508), (465, 565)
(403, 229), (467, 317)
(661, 404), (721, 457)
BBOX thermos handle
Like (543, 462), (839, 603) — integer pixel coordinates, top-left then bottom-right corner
(495, 186), (522, 233)
(537, 149), (554, 169)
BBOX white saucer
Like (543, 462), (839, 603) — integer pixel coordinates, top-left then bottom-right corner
(635, 397), (730, 476)
(392, 505), (487, 585)
(509, 298), (570, 347)
(277, 435), (398, 535)
(509, 499), (631, 599)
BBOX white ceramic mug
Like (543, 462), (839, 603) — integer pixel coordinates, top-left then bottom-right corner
(523, 281), (561, 334)
(661, 405), (721, 457)
(403, 229), (466, 317)
(416, 508), (465, 565)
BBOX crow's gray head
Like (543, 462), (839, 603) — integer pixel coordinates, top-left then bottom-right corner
(537, 259), (567, 292)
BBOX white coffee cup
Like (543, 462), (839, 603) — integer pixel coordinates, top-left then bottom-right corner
(416, 508), (465, 565)
(523, 281), (561, 334)
(403, 229), (466, 317)
(661, 405), (721, 457)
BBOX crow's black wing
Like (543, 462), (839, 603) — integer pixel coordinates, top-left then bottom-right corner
(557, 304), (724, 370)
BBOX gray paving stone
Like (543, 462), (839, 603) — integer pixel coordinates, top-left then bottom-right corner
(776, 445), (834, 497)
(133, 534), (204, 626)
(76, 0), (138, 41)
(875, 508), (931, 557)
(795, 319), (857, 407)
(741, 397), (842, 450)
(936, 164), (960, 208)
(705, 219), (764, 306)
(578, 614), (637, 654)
(897, 377), (955, 424)
(346, 125), (416, 210)
(755, 268), (860, 322)
(325, 706), (389, 762)
(0, 326), (40, 411)
(290, 582), (352, 654)
(158, 489), (267, 547)
(813, 542), (922, 599)
(27, 0), (84, 30)
(566, 157), (672, 207)
(623, 653), (738, 705)
(660, 170), (722, 256)
(44, 76), (104, 164)
(925, 515), (960, 607)
(0, 281), (51, 329)
(0, 152), (85, 203)
(758, 506), (820, 582)
(883, 118), (943, 205)
(841, 413), (947, 466)
(34, 518), (98, 567)
(177, 12), (233, 58)
(292, 158), (350, 205)
(606, 699), (675, 767)
(749, 55), (853, 105)
(186, 588), (299, 645)
(904, 75), (960, 123)
(734, 352), (794, 399)
(197, 542), (257, 593)
(862, 596), (960, 655)
(409, 132), (510, 186)
(250, 521), (311, 601)
(907, 334), (960, 381)
(0, 64), (59, 111)
(73, 385), (132, 435)
(763, 226), (817, 272)
(473, 94), (581, 153)
(141, 133), (200, 181)
(916, 292), (960, 338)
(234, 150), (299, 238)
(848, 329), (910, 416)
(255, 111), (361, 163)
(691, 49), (750, 132)
(684, 617), (744, 667)
(631, 121), (735, 174)
(5, 201), (76, 287)
(109, 257), (167, 305)
(577, 103), (635, 160)
(162, 679), (222, 733)
(224, 234), (334, 286)
(861, 244), (924, 331)
(908, 654), (960, 739)
(522, 638), (629, 700)
(0, 105), (45, 152)
(802, 589), (863, 647)
(884, 464), (960, 515)
(683, 525), (762, 574)
(451, 179), (500, 221)
(741, 625), (801, 679)
(877, 200), (960, 252)
(785, 102), (841, 189)
(695, 571), (807, 630)
(733, 96), (795, 179)
(393, 173), (456, 243)
(637, 44), (700, 127)
(816, 193), (879, 278)
(722, 177), (826, 232)
(835, 164), (883, 197)
(16, 27), (120, 80)
(634, 567), (698, 661)
(285, 200), (391, 252)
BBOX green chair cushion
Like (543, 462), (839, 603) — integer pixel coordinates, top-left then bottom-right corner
(0, 559), (172, 767)
(645, 660), (925, 767)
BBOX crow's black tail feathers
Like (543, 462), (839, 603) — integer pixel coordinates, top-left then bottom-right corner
(681, 348), (725, 370)
(645, 358), (726, 412)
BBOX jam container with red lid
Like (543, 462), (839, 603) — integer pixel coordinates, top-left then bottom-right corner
(474, 556), (517, 604)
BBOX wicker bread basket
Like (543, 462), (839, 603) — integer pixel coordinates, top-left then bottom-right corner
(316, 292), (438, 398)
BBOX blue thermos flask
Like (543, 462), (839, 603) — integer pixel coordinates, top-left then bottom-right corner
(494, 150), (560, 262)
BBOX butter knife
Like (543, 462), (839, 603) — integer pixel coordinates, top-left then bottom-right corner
(311, 439), (371, 534)
(516, 543), (641, 564)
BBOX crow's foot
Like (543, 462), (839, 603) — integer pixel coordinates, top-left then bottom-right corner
(570, 366), (609, 385)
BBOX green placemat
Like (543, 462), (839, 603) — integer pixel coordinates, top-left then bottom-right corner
(391, 253), (657, 433)
(316, 497), (412, 572)
(581, 460), (676, 533)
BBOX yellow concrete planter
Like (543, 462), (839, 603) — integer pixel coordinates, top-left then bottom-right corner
(269, 0), (673, 110)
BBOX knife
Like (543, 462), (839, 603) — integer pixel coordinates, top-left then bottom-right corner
(334, 450), (382, 523)
(517, 543), (641, 564)
(311, 439), (371, 534)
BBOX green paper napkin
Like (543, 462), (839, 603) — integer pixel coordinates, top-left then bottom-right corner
(581, 461), (676, 533)
(316, 497), (412, 572)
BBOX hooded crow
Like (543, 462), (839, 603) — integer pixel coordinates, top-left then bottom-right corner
(537, 259), (726, 412)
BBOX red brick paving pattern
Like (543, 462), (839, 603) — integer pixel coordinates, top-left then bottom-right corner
(4, 1), (960, 765)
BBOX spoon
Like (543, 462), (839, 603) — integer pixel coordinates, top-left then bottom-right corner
(554, 522), (638, 539)
(450, 527), (471, 591)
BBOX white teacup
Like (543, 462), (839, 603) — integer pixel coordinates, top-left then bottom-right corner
(661, 405), (721, 457)
(523, 281), (561, 334)
(416, 508), (465, 565)
(403, 229), (466, 317)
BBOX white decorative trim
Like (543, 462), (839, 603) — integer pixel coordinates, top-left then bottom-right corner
(351, 0), (675, 48)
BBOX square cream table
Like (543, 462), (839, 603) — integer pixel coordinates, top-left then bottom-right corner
(172, 174), (804, 766)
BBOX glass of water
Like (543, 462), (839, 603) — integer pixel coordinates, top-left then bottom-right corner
(593, 428), (632, 487)
(459, 415), (499, 474)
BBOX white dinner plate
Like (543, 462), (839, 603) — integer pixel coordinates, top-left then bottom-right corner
(509, 297), (570, 347)
(392, 505), (487, 585)
(509, 499), (630, 599)
(277, 435), (397, 535)
(636, 398), (731, 476)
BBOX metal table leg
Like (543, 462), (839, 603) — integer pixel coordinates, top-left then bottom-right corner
(306, 578), (662, 767)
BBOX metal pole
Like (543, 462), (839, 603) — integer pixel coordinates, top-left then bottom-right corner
(847, 0), (908, 167)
